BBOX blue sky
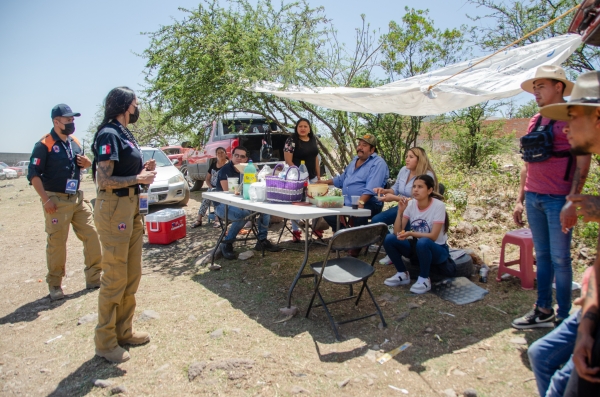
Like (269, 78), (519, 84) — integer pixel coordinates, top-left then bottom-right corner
(0, 0), (488, 153)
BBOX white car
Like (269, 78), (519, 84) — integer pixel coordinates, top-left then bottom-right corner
(0, 164), (18, 179)
(141, 147), (190, 206)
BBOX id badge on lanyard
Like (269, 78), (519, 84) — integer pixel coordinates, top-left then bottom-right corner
(62, 140), (78, 194)
(139, 186), (149, 214)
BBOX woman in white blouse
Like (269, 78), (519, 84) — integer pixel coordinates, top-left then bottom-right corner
(373, 147), (438, 265)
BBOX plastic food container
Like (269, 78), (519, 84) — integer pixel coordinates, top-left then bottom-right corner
(315, 196), (344, 208)
(145, 209), (186, 244)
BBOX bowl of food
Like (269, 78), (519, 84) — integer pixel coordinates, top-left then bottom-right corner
(307, 184), (329, 199)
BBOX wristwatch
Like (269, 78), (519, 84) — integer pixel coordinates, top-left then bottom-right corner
(358, 200), (365, 205)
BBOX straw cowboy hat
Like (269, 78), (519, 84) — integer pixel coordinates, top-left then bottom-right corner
(521, 65), (574, 96)
(540, 71), (600, 121)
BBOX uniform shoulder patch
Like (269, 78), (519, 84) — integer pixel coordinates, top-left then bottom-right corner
(40, 134), (56, 152)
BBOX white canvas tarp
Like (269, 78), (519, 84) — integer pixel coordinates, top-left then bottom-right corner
(251, 34), (582, 116)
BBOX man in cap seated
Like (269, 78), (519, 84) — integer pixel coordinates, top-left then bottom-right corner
(317, 134), (389, 239)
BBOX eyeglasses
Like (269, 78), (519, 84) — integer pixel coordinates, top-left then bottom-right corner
(233, 154), (247, 159)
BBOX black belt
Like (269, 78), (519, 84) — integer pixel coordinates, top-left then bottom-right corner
(101, 186), (140, 197)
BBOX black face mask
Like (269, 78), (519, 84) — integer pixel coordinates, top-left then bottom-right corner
(62, 123), (75, 135)
(129, 107), (139, 124)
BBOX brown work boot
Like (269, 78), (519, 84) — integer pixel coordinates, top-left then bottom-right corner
(95, 346), (131, 363)
(118, 331), (150, 346)
(86, 280), (101, 290)
(49, 286), (64, 301)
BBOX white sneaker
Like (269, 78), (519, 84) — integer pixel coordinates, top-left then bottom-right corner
(384, 272), (411, 287)
(379, 255), (392, 265)
(410, 279), (431, 294)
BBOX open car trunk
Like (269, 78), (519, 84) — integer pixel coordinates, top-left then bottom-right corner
(238, 133), (290, 164)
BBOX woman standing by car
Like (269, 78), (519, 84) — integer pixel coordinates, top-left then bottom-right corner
(191, 147), (228, 227)
(284, 118), (321, 242)
(92, 86), (157, 363)
(373, 147), (437, 264)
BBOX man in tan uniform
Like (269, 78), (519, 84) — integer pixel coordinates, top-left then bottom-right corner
(27, 104), (102, 300)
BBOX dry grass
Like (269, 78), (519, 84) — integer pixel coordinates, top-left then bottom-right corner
(0, 158), (595, 396)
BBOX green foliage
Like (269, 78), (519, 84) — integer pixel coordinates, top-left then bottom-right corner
(142, 0), (329, 122)
(142, 0), (386, 174)
(468, 0), (600, 71)
(85, 102), (192, 148)
(577, 221), (599, 241)
(514, 100), (538, 119)
(376, 8), (468, 165)
(380, 7), (466, 79)
(441, 102), (515, 168)
(447, 189), (468, 210)
(354, 113), (411, 177)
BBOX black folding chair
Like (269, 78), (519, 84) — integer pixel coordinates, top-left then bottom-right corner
(305, 223), (388, 340)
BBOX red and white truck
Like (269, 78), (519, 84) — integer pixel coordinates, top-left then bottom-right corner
(182, 117), (291, 191)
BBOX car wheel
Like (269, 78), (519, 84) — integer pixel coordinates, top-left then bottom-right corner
(181, 166), (197, 190)
(178, 187), (190, 206)
(401, 252), (474, 282)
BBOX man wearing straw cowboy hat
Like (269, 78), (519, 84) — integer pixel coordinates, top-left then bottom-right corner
(512, 65), (591, 330)
(538, 70), (600, 396)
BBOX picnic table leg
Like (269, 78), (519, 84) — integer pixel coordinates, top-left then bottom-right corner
(210, 205), (229, 266)
(286, 218), (311, 308)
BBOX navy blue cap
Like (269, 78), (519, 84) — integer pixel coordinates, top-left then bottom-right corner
(51, 104), (81, 119)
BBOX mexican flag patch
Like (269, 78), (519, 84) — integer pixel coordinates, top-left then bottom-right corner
(100, 145), (111, 155)
(32, 158), (40, 165)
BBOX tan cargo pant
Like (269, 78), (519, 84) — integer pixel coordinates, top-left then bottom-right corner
(44, 191), (102, 287)
(94, 189), (143, 351)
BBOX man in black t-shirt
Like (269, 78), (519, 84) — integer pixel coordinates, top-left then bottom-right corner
(27, 104), (102, 300)
(213, 146), (280, 260)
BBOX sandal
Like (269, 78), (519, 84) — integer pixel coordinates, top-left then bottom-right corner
(191, 219), (202, 228)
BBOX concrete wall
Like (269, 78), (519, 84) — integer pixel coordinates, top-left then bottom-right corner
(0, 153), (30, 166)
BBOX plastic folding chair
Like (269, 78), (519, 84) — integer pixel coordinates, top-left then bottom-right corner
(305, 222), (388, 340)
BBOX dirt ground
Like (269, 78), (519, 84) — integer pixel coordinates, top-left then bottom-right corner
(0, 175), (592, 396)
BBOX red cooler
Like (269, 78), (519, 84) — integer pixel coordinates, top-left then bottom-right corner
(146, 209), (186, 245)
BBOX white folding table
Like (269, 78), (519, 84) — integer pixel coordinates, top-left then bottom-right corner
(203, 191), (371, 307)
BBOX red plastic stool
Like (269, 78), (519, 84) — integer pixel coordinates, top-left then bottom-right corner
(496, 228), (536, 290)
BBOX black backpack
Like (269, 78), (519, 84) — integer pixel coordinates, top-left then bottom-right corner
(520, 116), (573, 180)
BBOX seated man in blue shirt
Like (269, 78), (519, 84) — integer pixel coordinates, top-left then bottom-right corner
(317, 134), (389, 233)
(213, 146), (281, 261)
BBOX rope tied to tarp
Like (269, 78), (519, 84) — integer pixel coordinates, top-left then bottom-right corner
(426, 4), (581, 92)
